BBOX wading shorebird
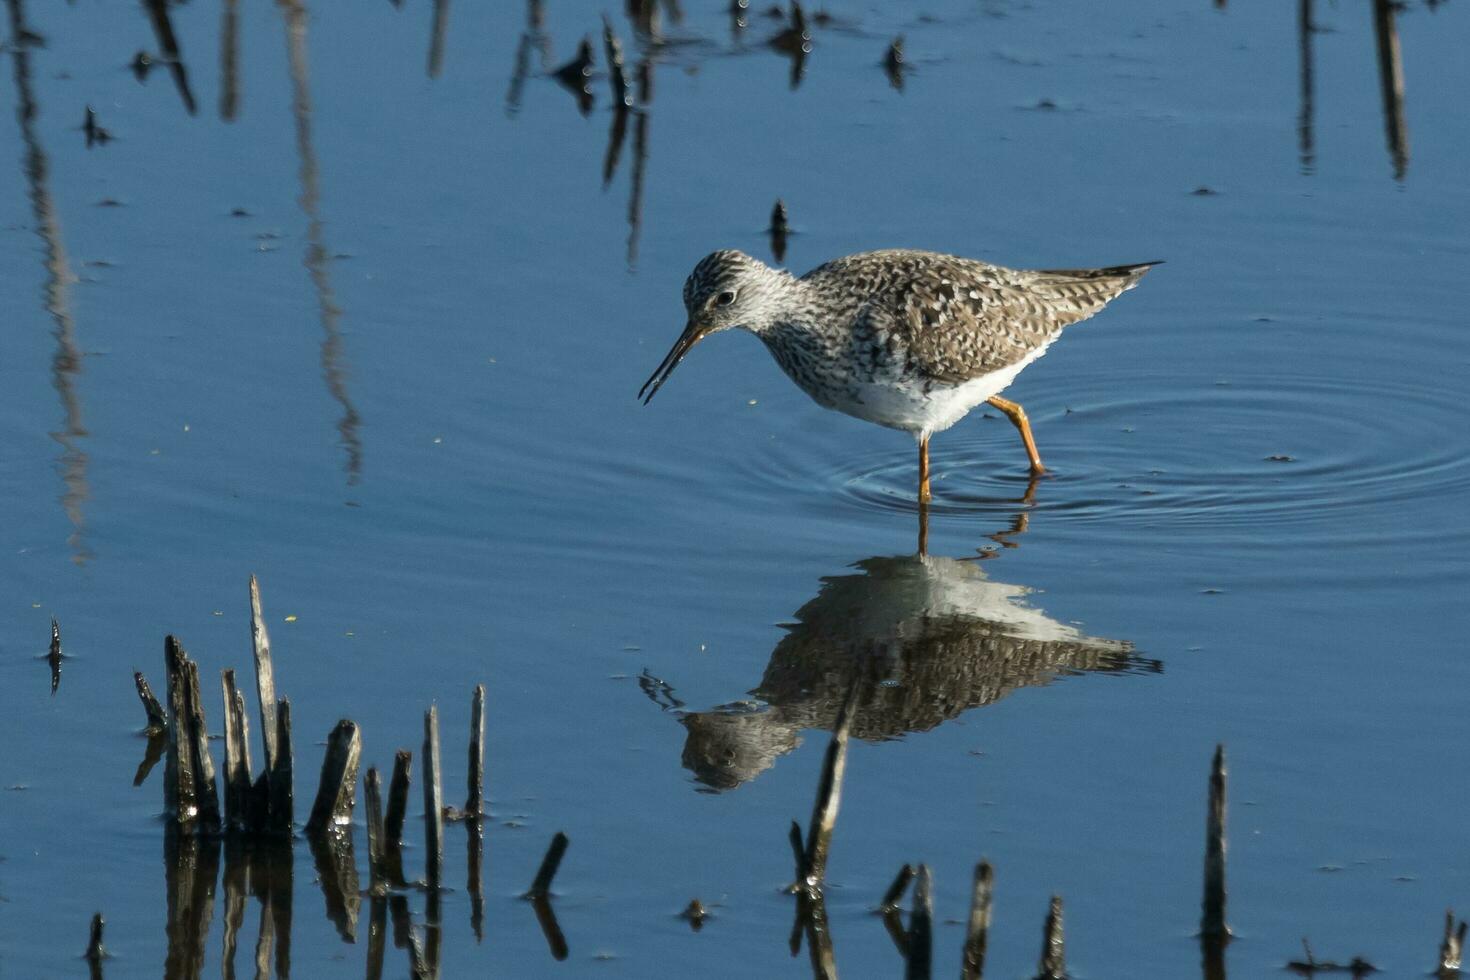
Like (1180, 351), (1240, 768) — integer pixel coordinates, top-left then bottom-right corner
(639, 249), (1158, 502)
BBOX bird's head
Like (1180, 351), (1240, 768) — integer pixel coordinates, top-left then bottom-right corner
(638, 250), (790, 404)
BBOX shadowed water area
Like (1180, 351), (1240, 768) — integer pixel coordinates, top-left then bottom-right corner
(2, 0), (1468, 976)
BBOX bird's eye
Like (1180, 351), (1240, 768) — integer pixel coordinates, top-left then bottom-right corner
(715, 290), (737, 308)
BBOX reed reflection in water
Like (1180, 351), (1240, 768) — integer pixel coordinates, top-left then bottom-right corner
(5, 0), (91, 564)
(646, 513), (1159, 791)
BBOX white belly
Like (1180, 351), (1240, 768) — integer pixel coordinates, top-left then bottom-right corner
(831, 345), (1051, 438)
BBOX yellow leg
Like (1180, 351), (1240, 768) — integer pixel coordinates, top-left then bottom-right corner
(918, 435), (932, 504)
(987, 396), (1045, 474)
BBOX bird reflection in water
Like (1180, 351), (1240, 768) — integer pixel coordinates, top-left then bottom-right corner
(644, 495), (1159, 792)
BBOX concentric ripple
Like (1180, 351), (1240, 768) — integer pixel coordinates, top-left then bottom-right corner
(736, 370), (1470, 551)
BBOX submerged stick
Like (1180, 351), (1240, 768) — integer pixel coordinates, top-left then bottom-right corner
(880, 863), (914, 912)
(423, 706), (444, 890)
(904, 864), (932, 980)
(306, 719), (362, 834)
(466, 684), (485, 817)
(526, 831), (570, 900)
(385, 749), (412, 876)
(1200, 744), (1228, 939)
(1036, 896), (1066, 980)
(135, 670), (168, 732)
(962, 861), (994, 980)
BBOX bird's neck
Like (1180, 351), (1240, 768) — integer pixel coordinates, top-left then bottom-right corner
(745, 274), (823, 338)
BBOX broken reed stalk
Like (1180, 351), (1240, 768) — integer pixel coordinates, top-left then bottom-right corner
(364, 767), (388, 893)
(801, 683), (856, 886)
(1441, 908), (1467, 972)
(385, 749), (412, 871)
(85, 911), (105, 962)
(221, 669), (253, 831)
(880, 863), (915, 912)
(466, 684), (486, 817)
(163, 636), (222, 833)
(1200, 744), (1228, 939)
(961, 861), (994, 980)
(48, 617), (62, 693)
(249, 575), (293, 835)
(268, 698), (294, 837)
(788, 820), (807, 883)
(423, 706), (444, 890)
(904, 864), (933, 980)
(527, 831), (570, 900)
(135, 670), (168, 732)
(306, 719), (362, 835)
(1036, 895), (1066, 980)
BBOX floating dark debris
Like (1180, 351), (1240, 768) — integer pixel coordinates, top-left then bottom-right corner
(1265, 454), (1296, 462)
(47, 616), (62, 694)
(82, 106), (112, 147)
(885, 36), (906, 90)
(680, 898), (709, 931)
(552, 37), (596, 116)
(1287, 938), (1377, 976)
(769, 198), (789, 263)
(1192, 185), (1219, 196)
(130, 49), (154, 81)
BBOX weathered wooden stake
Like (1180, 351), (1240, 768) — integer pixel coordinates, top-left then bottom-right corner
(135, 670), (168, 732)
(880, 863), (914, 912)
(769, 198), (789, 262)
(466, 684), (486, 817)
(423, 705), (444, 890)
(962, 861), (994, 980)
(526, 831), (570, 900)
(1200, 744), (1229, 939)
(249, 576), (280, 782)
(307, 719), (362, 834)
(904, 864), (932, 980)
(1036, 895), (1066, 980)
(221, 669), (253, 831)
(1440, 908), (1467, 973)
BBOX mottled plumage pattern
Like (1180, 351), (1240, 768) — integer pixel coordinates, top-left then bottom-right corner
(647, 247), (1156, 447)
(801, 250), (1153, 385)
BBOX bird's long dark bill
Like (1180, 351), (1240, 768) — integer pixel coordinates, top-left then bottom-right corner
(638, 320), (707, 405)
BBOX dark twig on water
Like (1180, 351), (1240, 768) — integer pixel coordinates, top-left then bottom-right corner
(880, 863), (914, 912)
(306, 719), (361, 835)
(602, 16), (631, 107)
(526, 831), (570, 900)
(1201, 744), (1229, 939)
(904, 864), (932, 979)
(48, 616), (62, 693)
(134, 670), (168, 732)
(962, 861), (994, 980)
(1036, 895), (1067, 980)
(552, 37), (595, 116)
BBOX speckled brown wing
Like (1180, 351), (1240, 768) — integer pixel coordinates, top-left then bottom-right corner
(807, 250), (1156, 385)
